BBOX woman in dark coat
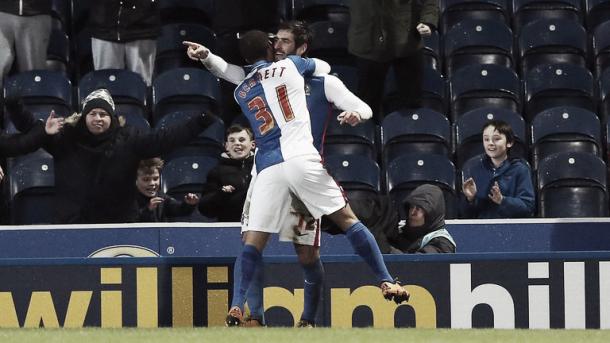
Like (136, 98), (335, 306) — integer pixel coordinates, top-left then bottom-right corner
(40, 88), (215, 224)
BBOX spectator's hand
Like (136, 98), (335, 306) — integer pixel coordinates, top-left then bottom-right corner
(416, 23), (432, 36)
(45, 110), (65, 135)
(184, 193), (200, 205)
(183, 41), (210, 61)
(488, 181), (503, 204)
(148, 197), (164, 210)
(0, 166), (4, 183)
(462, 177), (477, 202)
(337, 111), (363, 126)
(222, 185), (236, 193)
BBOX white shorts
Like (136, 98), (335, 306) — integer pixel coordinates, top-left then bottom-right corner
(241, 154), (346, 245)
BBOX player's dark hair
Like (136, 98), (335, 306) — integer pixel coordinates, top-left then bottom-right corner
(226, 124), (254, 141)
(278, 20), (312, 56)
(239, 30), (271, 64)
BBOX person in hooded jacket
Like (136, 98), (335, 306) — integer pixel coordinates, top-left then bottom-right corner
(198, 124), (255, 222)
(386, 184), (456, 253)
(32, 88), (215, 224)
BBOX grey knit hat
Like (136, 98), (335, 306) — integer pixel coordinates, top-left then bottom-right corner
(81, 88), (115, 116)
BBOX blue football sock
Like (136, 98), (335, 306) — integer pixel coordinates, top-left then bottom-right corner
(231, 244), (262, 310)
(246, 257), (265, 323)
(345, 221), (393, 283)
(301, 259), (324, 323)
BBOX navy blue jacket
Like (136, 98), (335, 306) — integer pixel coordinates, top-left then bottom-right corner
(459, 154), (535, 219)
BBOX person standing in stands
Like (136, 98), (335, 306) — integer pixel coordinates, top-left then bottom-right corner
(348, 0), (438, 122)
(14, 88), (216, 224)
(198, 124), (255, 222)
(88, 0), (160, 86)
(0, 0), (52, 84)
(135, 157), (199, 222)
(459, 120), (535, 218)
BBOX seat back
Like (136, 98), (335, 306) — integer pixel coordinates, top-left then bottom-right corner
(443, 19), (514, 77)
(518, 19), (587, 75)
(592, 20), (610, 77)
(158, 0), (214, 26)
(585, 0), (610, 30)
(381, 108), (452, 165)
(292, 0), (350, 22)
(384, 66), (447, 115)
(3, 70), (72, 117)
(512, 0), (583, 32)
(324, 154), (381, 199)
(323, 116), (377, 159)
(440, 0), (510, 33)
(537, 151), (608, 217)
(530, 106), (601, 170)
(449, 64), (521, 120)
(386, 153), (457, 218)
(307, 20), (353, 65)
(155, 23), (217, 76)
(524, 63), (595, 121)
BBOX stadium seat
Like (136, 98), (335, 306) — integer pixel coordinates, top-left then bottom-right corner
(598, 68), (610, 120)
(292, 0), (350, 22)
(154, 23), (217, 76)
(386, 153), (458, 218)
(423, 29), (441, 71)
(383, 66), (447, 115)
(7, 151), (55, 225)
(449, 64), (521, 121)
(160, 155), (219, 222)
(158, 0), (214, 26)
(592, 20), (610, 77)
(512, 0), (583, 33)
(151, 68), (221, 124)
(78, 69), (149, 123)
(323, 154), (381, 199)
(50, 0), (69, 30)
(440, 0), (510, 34)
(323, 114), (377, 159)
(455, 107), (527, 168)
(329, 64), (358, 92)
(381, 108), (452, 166)
(585, 0), (610, 30)
(155, 111), (225, 159)
(307, 20), (353, 66)
(46, 28), (70, 74)
(517, 19), (587, 76)
(3, 70), (72, 131)
(537, 151), (608, 217)
(443, 19), (514, 78)
(530, 106), (601, 170)
(523, 63), (595, 122)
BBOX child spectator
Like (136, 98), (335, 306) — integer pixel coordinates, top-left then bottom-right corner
(198, 124), (254, 222)
(459, 120), (535, 218)
(135, 158), (199, 222)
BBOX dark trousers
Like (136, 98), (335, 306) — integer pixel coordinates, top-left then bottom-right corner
(356, 49), (424, 123)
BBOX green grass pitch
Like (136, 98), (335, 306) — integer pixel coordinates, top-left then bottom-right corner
(0, 328), (609, 343)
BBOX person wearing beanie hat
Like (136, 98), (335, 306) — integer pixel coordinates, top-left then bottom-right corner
(386, 184), (456, 253)
(23, 88), (219, 224)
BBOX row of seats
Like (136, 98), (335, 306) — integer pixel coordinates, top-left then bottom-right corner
(5, 149), (607, 225)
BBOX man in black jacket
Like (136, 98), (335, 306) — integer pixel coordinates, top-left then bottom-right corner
(0, 0), (52, 83)
(88, 0), (160, 85)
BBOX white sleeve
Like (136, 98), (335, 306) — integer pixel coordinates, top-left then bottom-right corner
(311, 58), (331, 76)
(323, 74), (373, 120)
(201, 52), (246, 85)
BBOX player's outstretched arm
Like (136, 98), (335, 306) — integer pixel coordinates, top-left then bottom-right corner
(324, 74), (372, 124)
(183, 41), (246, 85)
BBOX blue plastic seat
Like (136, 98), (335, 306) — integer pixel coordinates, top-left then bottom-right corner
(158, 0), (214, 26)
(329, 64), (358, 92)
(537, 151), (608, 217)
(598, 68), (610, 120)
(518, 19), (587, 76)
(423, 29), (441, 71)
(292, 0), (350, 22)
(323, 154), (381, 199)
(440, 0), (510, 33)
(585, 0), (610, 30)
(443, 19), (514, 78)
(79, 69), (149, 123)
(530, 106), (601, 170)
(449, 64), (521, 120)
(7, 151), (55, 225)
(154, 23), (217, 76)
(386, 153), (458, 218)
(524, 63), (595, 122)
(512, 0), (583, 33)
(381, 108), (452, 166)
(592, 20), (610, 77)
(152, 68), (221, 123)
(307, 20), (353, 66)
(455, 107), (527, 168)
(323, 114), (377, 159)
